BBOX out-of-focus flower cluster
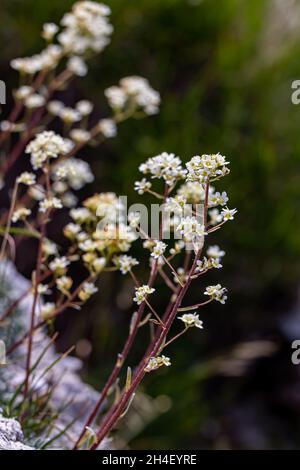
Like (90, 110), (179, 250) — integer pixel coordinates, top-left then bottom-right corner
(105, 76), (160, 117)
(3, 2), (162, 324)
(1, 1), (237, 388)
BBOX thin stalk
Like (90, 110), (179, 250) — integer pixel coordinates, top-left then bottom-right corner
(73, 261), (159, 449)
(23, 212), (47, 398)
(0, 182), (18, 263)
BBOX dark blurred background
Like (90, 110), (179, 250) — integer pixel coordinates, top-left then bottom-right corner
(1, 0), (300, 449)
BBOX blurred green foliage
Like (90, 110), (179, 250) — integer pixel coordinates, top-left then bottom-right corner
(1, 0), (300, 449)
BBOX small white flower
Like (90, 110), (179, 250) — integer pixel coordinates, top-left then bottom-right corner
(25, 94), (45, 109)
(42, 239), (58, 256)
(97, 119), (117, 138)
(14, 86), (33, 100)
(114, 255), (139, 274)
(17, 172), (36, 186)
(208, 208), (222, 225)
(164, 195), (187, 215)
(92, 257), (106, 273)
(59, 107), (81, 123)
(40, 302), (56, 320)
(76, 100), (93, 116)
(78, 282), (98, 302)
(49, 256), (70, 275)
(134, 178), (152, 195)
(151, 240), (167, 259)
(133, 285), (155, 305)
(70, 207), (93, 223)
(186, 153), (230, 182)
(26, 131), (71, 169)
(177, 181), (205, 204)
(178, 313), (203, 329)
(145, 355), (171, 372)
(39, 197), (63, 213)
(221, 207), (237, 221)
(52, 180), (67, 193)
(196, 250), (224, 272)
(79, 239), (97, 252)
(42, 23), (59, 41)
(67, 56), (88, 77)
(53, 158), (94, 190)
(12, 207), (31, 222)
(47, 100), (65, 116)
(37, 284), (51, 295)
(169, 240), (185, 256)
(105, 86), (127, 109)
(139, 152), (186, 186)
(176, 216), (206, 242)
(204, 284), (227, 304)
(70, 128), (91, 143)
(56, 275), (73, 293)
(206, 245), (225, 259)
(62, 192), (78, 208)
(209, 191), (228, 207)
(64, 222), (81, 239)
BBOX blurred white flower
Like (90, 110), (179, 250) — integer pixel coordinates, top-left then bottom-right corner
(133, 285), (155, 305)
(178, 313), (203, 329)
(145, 355), (171, 372)
(204, 284), (227, 304)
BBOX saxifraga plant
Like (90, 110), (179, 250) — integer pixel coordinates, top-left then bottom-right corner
(0, 1), (237, 449)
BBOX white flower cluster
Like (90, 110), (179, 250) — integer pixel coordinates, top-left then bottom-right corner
(12, 208), (31, 223)
(151, 240), (167, 259)
(209, 191), (228, 207)
(24, 94), (46, 110)
(176, 181), (205, 204)
(145, 355), (171, 372)
(58, 1), (113, 55)
(11, 45), (62, 74)
(78, 281), (98, 301)
(133, 285), (155, 305)
(42, 22), (59, 41)
(67, 56), (88, 77)
(113, 255), (139, 274)
(56, 275), (73, 294)
(139, 152), (186, 186)
(196, 245), (225, 272)
(14, 85), (33, 101)
(134, 178), (152, 195)
(97, 119), (117, 138)
(94, 223), (137, 253)
(164, 195), (187, 215)
(186, 153), (230, 182)
(40, 302), (56, 320)
(52, 158), (94, 190)
(105, 76), (160, 116)
(178, 313), (203, 329)
(17, 172), (36, 186)
(48, 99), (93, 122)
(26, 131), (72, 170)
(204, 284), (227, 304)
(11, 2), (112, 76)
(39, 196), (63, 213)
(49, 256), (70, 276)
(93, 192), (125, 223)
(176, 216), (206, 243)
